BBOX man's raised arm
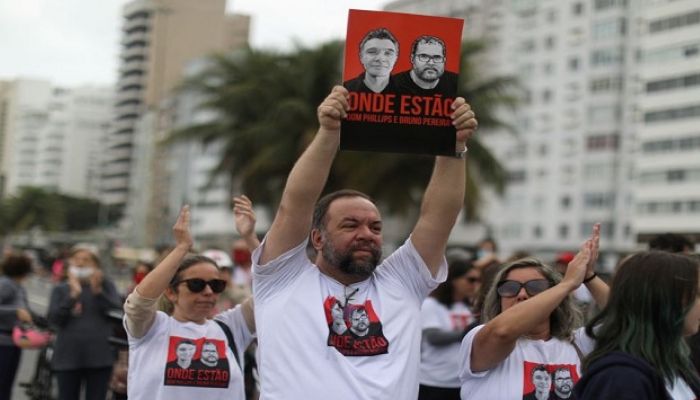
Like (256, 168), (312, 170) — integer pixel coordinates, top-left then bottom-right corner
(411, 98), (478, 277)
(258, 86), (349, 264)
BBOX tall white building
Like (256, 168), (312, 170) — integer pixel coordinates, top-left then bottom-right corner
(0, 79), (112, 199)
(633, 0), (700, 244)
(385, 0), (700, 256)
(105, 0), (251, 213)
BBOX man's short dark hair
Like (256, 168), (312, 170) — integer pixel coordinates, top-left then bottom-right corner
(177, 339), (196, 348)
(649, 233), (693, 253)
(410, 35), (446, 58)
(551, 367), (571, 379)
(531, 364), (548, 379)
(359, 28), (399, 54)
(312, 189), (373, 232)
(1, 254), (32, 278)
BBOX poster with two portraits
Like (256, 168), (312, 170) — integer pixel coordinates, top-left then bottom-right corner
(341, 9), (464, 156)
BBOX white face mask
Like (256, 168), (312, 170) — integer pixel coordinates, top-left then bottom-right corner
(69, 265), (94, 280)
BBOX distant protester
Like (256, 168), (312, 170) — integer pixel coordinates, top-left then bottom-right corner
(48, 246), (122, 400)
(0, 254), (34, 400)
(419, 259), (480, 400)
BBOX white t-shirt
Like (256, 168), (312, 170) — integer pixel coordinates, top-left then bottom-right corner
(459, 325), (594, 400)
(419, 297), (474, 388)
(253, 237), (447, 400)
(667, 376), (696, 400)
(126, 306), (253, 400)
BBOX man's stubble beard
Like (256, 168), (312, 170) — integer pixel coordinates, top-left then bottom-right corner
(321, 235), (382, 279)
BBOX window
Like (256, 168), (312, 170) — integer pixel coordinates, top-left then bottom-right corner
(591, 47), (624, 66)
(572, 3), (584, 15)
(644, 105), (700, 123)
(544, 36), (555, 49)
(595, 0), (627, 10)
(560, 196), (572, 209)
(589, 105), (622, 122)
(558, 224), (570, 238)
(568, 57), (580, 71)
(508, 170), (527, 183)
(587, 133), (620, 151)
(584, 192), (616, 209)
(644, 42), (700, 64)
(642, 135), (700, 153)
(533, 225), (543, 238)
(646, 73), (700, 93)
(592, 19), (626, 40)
(649, 10), (700, 33)
(590, 75), (624, 93)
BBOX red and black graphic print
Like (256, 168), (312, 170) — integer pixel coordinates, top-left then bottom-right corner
(324, 296), (389, 356)
(521, 361), (579, 400)
(163, 336), (230, 388)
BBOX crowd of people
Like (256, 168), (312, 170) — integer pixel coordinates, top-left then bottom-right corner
(1, 86), (699, 400)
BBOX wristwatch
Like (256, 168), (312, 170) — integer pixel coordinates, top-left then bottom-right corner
(455, 145), (468, 159)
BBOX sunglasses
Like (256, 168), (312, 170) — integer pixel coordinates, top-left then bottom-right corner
(173, 278), (227, 294)
(496, 279), (550, 298)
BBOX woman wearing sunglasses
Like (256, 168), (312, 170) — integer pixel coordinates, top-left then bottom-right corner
(123, 206), (255, 400)
(458, 225), (609, 399)
(575, 252), (700, 399)
(419, 259), (481, 400)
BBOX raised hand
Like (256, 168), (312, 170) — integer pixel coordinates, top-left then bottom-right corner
(563, 239), (593, 289)
(450, 98), (478, 146)
(586, 223), (601, 276)
(317, 85), (349, 131)
(233, 195), (256, 238)
(173, 205), (193, 251)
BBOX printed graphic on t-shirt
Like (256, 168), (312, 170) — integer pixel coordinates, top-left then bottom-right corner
(163, 336), (230, 388)
(449, 310), (474, 331)
(324, 296), (389, 356)
(521, 361), (578, 400)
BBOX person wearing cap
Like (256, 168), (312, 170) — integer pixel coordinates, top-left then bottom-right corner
(458, 225), (610, 399)
(201, 249), (237, 315)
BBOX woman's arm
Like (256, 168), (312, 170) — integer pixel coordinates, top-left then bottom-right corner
(470, 238), (594, 372)
(123, 206), (192, 338)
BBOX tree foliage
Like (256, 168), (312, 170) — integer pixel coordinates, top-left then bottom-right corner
(0, 187), (118, 235)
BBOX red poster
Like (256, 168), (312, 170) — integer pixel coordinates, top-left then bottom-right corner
(340, 9), (464, 156)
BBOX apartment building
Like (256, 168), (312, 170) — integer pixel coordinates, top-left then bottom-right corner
(104, 0), (250, 212)
(385, 0), (700, 256)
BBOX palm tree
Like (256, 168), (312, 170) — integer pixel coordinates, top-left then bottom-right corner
(172, 39), (517, 219)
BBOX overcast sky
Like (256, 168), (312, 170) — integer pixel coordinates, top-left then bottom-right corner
(0, 0), (390, 87)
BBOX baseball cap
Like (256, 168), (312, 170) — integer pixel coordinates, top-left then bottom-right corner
(555, 251), (575, 264)
(201, 249), (233, 269)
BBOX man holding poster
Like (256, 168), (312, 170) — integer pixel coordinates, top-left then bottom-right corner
(250, 80), (477, 399)
(340, 10), (465, 156)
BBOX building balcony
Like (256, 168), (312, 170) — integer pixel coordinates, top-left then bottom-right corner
(115, 103), (142, 118)
(114, 89), (142, 107)
(102, 161), (131, 178)
(106, 147), (133, 163)
(123, 15), (150, 33)
(118, 74), (143, 89)
(119, 59), (145, 75)
(121, 30), (149, 47)
(121, 46), (148, 61)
